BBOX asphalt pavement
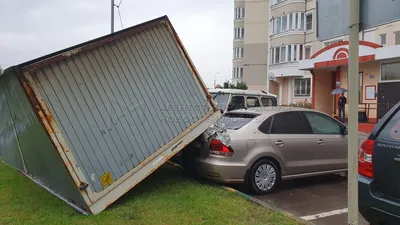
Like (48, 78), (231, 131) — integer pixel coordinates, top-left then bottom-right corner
(250, 132), (370, 225)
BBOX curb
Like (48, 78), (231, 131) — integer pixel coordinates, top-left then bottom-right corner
(166, 160), (314, 225)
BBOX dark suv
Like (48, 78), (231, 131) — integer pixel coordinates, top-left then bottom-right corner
(359, 102), (400, 225)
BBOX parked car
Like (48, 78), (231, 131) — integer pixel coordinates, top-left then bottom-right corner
(359, 101), (400, 225)
(187, 107), (349, 194)
(208, 89), (278, 113)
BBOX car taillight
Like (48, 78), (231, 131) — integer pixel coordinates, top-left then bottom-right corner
(358, 139), (374, 178)
(209, 139), (234, 156)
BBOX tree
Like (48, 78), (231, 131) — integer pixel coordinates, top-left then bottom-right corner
(223, 81), (248, 90)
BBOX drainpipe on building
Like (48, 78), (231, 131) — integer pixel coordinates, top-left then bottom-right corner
(347, 0), (360, 224)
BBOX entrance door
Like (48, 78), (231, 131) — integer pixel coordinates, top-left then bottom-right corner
(377, 82), (400, 119)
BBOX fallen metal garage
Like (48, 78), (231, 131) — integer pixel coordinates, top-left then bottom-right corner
(0, 16), (220, 215)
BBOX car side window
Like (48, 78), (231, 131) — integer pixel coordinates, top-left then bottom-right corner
(270, 112), (311, 134)
(261, 97), (274, 106)
(303, 112), (342, 135)
(246, 96), (261, 108)
(258, 116), (273, 134)
(228, 95), (245, 111)
(377, 107), (400, 142)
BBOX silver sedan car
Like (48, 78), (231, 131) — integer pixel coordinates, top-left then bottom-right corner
(188, 107), (349, 194)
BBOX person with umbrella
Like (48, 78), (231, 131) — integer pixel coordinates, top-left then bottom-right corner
(332, 88), (348, 122)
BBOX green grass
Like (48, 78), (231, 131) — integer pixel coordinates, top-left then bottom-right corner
(0, 162), (302, 225)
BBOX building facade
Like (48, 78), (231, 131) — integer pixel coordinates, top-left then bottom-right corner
(232, 0), (400, 115)
(232, 0), (269, 92)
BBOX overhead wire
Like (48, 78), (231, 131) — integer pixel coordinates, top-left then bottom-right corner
(115, 0), (124, 29)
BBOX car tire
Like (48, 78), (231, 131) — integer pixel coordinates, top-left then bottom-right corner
(248, 159), (280, 195)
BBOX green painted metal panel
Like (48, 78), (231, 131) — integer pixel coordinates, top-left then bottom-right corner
(0, 68), (86, 209)
(0, 73), (24, 171)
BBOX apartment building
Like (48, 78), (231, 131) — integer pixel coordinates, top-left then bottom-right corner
(232, 0), (318, 105)
(232, 0), (269, 91)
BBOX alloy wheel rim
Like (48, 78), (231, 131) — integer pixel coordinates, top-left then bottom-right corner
(255, 164), (276, 191)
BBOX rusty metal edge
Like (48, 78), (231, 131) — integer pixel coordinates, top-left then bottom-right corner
(18, 70), (94, 207)
(88, 111), (221, 214)
(162, 20), (218, 111)
(20, 16), (168, 73)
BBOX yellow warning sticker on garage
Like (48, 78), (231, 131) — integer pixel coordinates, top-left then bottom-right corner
(100, 172), (114, 187)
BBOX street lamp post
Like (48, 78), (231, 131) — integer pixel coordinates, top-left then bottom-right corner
(243, 63), (269, 93)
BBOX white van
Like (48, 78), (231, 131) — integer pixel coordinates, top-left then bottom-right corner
(208, 89), (278, 113)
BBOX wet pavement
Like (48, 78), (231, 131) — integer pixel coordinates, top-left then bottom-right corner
(236, 132), (370, 225)
(252, 175), (368, 225)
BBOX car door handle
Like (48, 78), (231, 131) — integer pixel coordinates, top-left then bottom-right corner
(394, 156), (400, 162)
(317, 140), (324, 145)
(275, 140), (284, 146)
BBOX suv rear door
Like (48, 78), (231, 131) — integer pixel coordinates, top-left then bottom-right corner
(374, 105), (400, 200)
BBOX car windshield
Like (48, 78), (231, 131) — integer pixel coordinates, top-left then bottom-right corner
(221, 113), (259, 130)
(211, 93), (230, 110)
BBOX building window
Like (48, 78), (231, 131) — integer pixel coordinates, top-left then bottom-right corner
(304, 46), (312, 59)
(294, 78), (311, 97)
(233, 48), (244, 59)
(234, 27), (244, 39)
(280, 46), (286, 62)
(380, 33), (387, 46)
(282, 15), (288, 31)
(277, 17), (281, 33)
(394, 31), (400, 45)
(382, 62), (400, 81)
(300, 13), (305, 30)
(275, 47), (280, 63)
(272, 12), (305, 35)
(234, 8), (245, 20)
(299, 44), (303, 60)
(271, 44), (305, 64)
(233, 67), (244, 79)
(305, 13), (312, 31)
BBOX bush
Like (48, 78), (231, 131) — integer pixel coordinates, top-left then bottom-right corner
(288, 100), (312, 109)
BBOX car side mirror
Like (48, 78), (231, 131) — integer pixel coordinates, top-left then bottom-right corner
(220, 109), (224, 114)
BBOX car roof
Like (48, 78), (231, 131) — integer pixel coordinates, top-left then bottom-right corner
(208, 89), (277, 97)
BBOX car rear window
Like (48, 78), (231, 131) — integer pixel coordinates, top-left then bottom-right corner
(377, 107), (400, 142)
(222, 113), (259, 130)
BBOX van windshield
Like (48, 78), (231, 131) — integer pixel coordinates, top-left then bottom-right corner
(211, 93), (230, 110)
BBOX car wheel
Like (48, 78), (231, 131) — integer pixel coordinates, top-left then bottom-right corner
(248, 159), (280, 195)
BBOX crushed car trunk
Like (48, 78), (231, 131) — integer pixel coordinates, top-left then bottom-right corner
(0, 16), (220, 215)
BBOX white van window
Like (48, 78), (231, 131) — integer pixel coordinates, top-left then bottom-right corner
(261, 97), (274, 106)
(246, 97), (261, 108)
(228, 96), (245, 111)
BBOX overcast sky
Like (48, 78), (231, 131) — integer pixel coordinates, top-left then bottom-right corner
(0, 0), (233, 88)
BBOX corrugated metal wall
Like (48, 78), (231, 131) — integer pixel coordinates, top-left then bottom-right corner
(0, 69), (86, 207)
(30, 24), (210, 193)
